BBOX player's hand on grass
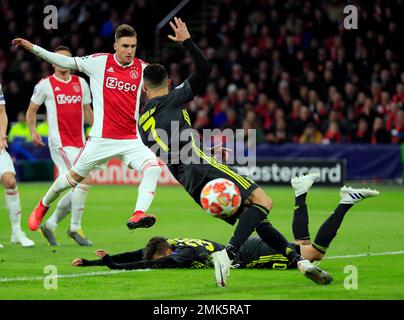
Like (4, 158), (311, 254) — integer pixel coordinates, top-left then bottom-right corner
(168, 17), (190, 43)
(95, 249), (107, 258)
(11, 38), (34, 51)
(72, 258), (84, 267)
(31, 131), (45, 147)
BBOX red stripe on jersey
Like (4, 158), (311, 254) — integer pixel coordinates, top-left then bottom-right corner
(58, 148), (72, 169)
(49, 75), (84, 147)
(101, 54), (142, 139)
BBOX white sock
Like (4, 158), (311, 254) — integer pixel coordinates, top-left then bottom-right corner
(43, 173), (78, 207)
(5, 188), (22, 234)
(134, 164), (161, 213)
(70, 184), (90, 232)
(45, 191), (72, 231)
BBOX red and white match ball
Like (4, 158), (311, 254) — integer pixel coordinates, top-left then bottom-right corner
(200, 178), (241, 218)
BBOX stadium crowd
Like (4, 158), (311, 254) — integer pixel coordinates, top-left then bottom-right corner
(1, 0), (404, 145)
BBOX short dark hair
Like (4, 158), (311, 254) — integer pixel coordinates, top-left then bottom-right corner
(55, 45), (71, 53)
(115, 24), (137, 41)
(143, 236), (170, 260)
(143, 64), (168, 89)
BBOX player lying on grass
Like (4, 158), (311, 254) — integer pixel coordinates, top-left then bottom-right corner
(72, 174), (379, 271)
(137, 17), (331, 286)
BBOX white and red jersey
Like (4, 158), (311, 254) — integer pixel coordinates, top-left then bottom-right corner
(31, 74), (91, 149)
(73, 53), (147, 139)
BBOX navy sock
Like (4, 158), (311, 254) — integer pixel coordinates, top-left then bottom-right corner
(313, 204), (353, 253)
(226, 204), (268, 259)
(292, 193), (310, 241)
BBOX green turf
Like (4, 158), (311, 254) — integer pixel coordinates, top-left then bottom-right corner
(0, 183), (403, 300)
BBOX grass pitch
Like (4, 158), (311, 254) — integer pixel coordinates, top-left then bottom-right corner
(0, 183), (403, 300)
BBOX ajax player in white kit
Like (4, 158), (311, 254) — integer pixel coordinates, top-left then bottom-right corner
(13, 24), (162, 232)
(0, 83), (34, 247)
(26, 45), (94, 246)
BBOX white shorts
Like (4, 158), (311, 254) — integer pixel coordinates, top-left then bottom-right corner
(0, 150), (16, 177)
(71, 137), (158, 177)
(50, 146), (82, 175)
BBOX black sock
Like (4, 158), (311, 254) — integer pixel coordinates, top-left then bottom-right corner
(313, 204), (353, 253)
(226, 204), (268, 259)
(256, 220), (303, 264)
(292, 193), (310, 241)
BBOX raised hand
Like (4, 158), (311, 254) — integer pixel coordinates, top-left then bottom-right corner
(168, 17), (190, 43)
(11, 38), (34, 51)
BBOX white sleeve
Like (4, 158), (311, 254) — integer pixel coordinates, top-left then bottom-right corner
(30, 80), (47, 105)
(73, 53), (107, 76)
(80, 78), (92, 105)
(32, 45), (78, 70)
(0, 84), (5, 105)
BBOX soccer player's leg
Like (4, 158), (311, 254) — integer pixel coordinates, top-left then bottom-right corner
(40, 148), (73, 245)
(311, 186), (379, 255)
(31, 138), (104, 232)
(0, 152), (34, 247)
(1, 172), (34, 247)
(123, 140), (161, 230)
(68, 173), (93, 246)
(248, 187), (332, 285)
(58, 147), (93, 246)
(290, 172), (320, 245)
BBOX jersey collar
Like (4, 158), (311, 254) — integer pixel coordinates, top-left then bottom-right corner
(53, 74), (72, 83)
(113, 54), (134, 68)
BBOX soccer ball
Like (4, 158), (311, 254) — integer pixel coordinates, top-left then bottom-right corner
(200, 178), (241, 218)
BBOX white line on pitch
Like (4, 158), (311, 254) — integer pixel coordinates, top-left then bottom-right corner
(324, 250), (404, 260)
(0, 250), (403, 283)
(0, 269), (148, 283)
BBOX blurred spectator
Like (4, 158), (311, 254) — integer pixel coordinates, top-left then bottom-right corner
(371, 117), (391, 144)
(352, 118), (371, 143)
(8, 112), (31, 142)
(323, 121), (341, 144)
(299, 122), (323, 144)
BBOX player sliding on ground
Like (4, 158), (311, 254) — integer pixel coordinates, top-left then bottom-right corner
(12, 24), (161, 232)
(72, 174), (379, 272)
(135, 17), (331, 286)
(26, 45), (94, 246)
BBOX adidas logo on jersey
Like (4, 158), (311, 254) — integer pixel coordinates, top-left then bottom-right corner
(107, 67), (114, 73)
(56, 94), (82, 104)
(54, 86), (61, 91)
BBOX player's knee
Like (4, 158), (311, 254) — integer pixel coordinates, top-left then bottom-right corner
(248, 188), (273, 211)
(143, 165), (161, 178)
(254, 196), (273, 211)
(1, 173), (17, 189)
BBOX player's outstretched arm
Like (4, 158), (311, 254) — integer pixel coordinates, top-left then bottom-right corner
(101, 254), (181, 270)
(12, 38), (78, 70)
(168, 17), (212, 96)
